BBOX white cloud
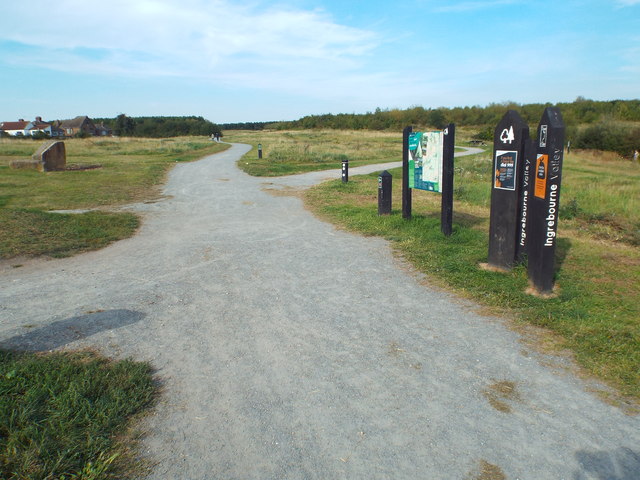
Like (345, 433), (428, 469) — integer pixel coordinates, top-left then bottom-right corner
(0, 0), (379, 92)
(433, 0), (520, 13)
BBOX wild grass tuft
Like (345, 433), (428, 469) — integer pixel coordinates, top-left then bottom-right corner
(0, 349), (156, 479)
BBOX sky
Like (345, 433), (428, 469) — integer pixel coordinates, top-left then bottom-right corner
(0, 0), (638, 124)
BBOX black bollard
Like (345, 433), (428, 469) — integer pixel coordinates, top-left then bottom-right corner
(378, 170), (392, 215)
(527, 107), (565, 294)
(402, 126), (413, 219)
(342, 158), (349, 183)
(258, 143), (263, 159)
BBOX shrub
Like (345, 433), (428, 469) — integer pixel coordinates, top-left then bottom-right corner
(573, 120), (640, 157)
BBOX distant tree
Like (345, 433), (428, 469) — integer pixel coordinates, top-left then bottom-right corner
(114, 114), (136, 136)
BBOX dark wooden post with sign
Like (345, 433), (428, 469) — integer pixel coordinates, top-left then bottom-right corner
(402, 126), (413, 219)
(342, 158), (349, 183)
(378, 170), (392, 215)
(487, 110), (529, 270)
(441, 124), (455, 236)
(258, 143), (263, 159)
(527, 107), (565, 294)
(516, 137), (536, 263)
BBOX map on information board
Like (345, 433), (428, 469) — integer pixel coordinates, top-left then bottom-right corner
(408, 131), (444, 192)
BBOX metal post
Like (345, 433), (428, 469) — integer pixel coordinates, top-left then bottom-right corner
(402, 126), (412, 219)
(378, 170), (392, 215)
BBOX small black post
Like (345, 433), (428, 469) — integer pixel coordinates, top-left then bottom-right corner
(342, 158), (349, 183)
(527, 107), (565, 294)
(402, 126), (413, 219)
(487, 110), (529, 270)
(378, 170), (392, 215)
(441, 123), (455, 236)
(258, 143), (263, 159)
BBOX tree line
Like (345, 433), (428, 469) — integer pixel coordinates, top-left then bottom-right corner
(95, 115), (222, 138)
(223, 98), (640, 156)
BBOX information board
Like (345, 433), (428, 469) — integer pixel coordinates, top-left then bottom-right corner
(408, 131), (444, 192)
(494, 150), (518, 190)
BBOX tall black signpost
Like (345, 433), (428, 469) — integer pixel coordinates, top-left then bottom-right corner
(487, 110), (529, 270)
(441, 124), (455, 236)
(402, 126), (413, 219)
(516, 137), (536, 263)
(527, 107), (565, 294)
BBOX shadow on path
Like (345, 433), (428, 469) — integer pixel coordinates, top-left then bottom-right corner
(0, 309), (145, 352)
(574, 447), (640, 480)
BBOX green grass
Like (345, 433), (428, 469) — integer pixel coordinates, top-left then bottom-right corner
(0, 209), (140, 258)
(0, 350), (156, 479)
(224, 129), (402, 176)
(0, 136), (229, 259)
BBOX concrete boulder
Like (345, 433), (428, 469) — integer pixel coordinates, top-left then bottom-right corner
(33, 140), (66, 171)
(10, 140), (67, 172)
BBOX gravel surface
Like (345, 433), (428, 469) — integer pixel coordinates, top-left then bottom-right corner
(1, 143), (638, 479)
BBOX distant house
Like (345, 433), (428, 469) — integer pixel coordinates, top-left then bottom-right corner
(0, 119), (34, 136)
(1, 115), (108, 138)
(94, 122), (113, 137)
(28, 116), (55, 136)
(58, 116), (98, 136)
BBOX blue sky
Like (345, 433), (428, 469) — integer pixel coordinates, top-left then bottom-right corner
(0, 0), (638, 123)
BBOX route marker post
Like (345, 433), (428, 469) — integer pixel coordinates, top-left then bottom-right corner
(378, 170), (392, 215)
(516, 137), (536, 263)
(402, 126), (413, 219)
(342, 158), (349, 183)
(441, 124), (455, 236)
(258, 143), (263, 159)
(527, 107), (565, 294)
(487, 110), (530, 270)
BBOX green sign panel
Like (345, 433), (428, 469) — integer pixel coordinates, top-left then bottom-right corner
(408, 131), (444, 192)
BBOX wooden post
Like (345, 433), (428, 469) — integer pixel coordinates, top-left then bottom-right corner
(402, 126), (412, 219)
(441, 124), (455, 236)
(487, 110), (529, 270)
(378, 170), (392, 215)
(527, 107), (565, 294)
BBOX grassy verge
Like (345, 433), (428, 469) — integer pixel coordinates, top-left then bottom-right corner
(0, 349), (156, 479)
(224, 129), (402, 176)
(304, 160), (639, 403)
(0, 210), (139, 259)
(0, 137), (229, 259)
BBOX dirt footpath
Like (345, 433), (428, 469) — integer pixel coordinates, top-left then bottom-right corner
(1, 144), (638, 479)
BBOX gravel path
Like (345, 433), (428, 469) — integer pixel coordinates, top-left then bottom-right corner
(1, 144), (638, 479)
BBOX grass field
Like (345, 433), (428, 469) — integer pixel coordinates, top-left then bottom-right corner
(224, 129), (402, 176)
(0, 136), (229, 259)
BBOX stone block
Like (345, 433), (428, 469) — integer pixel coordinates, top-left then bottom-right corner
(9, 159), (41, 170)
(32, 140), (66, 171)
